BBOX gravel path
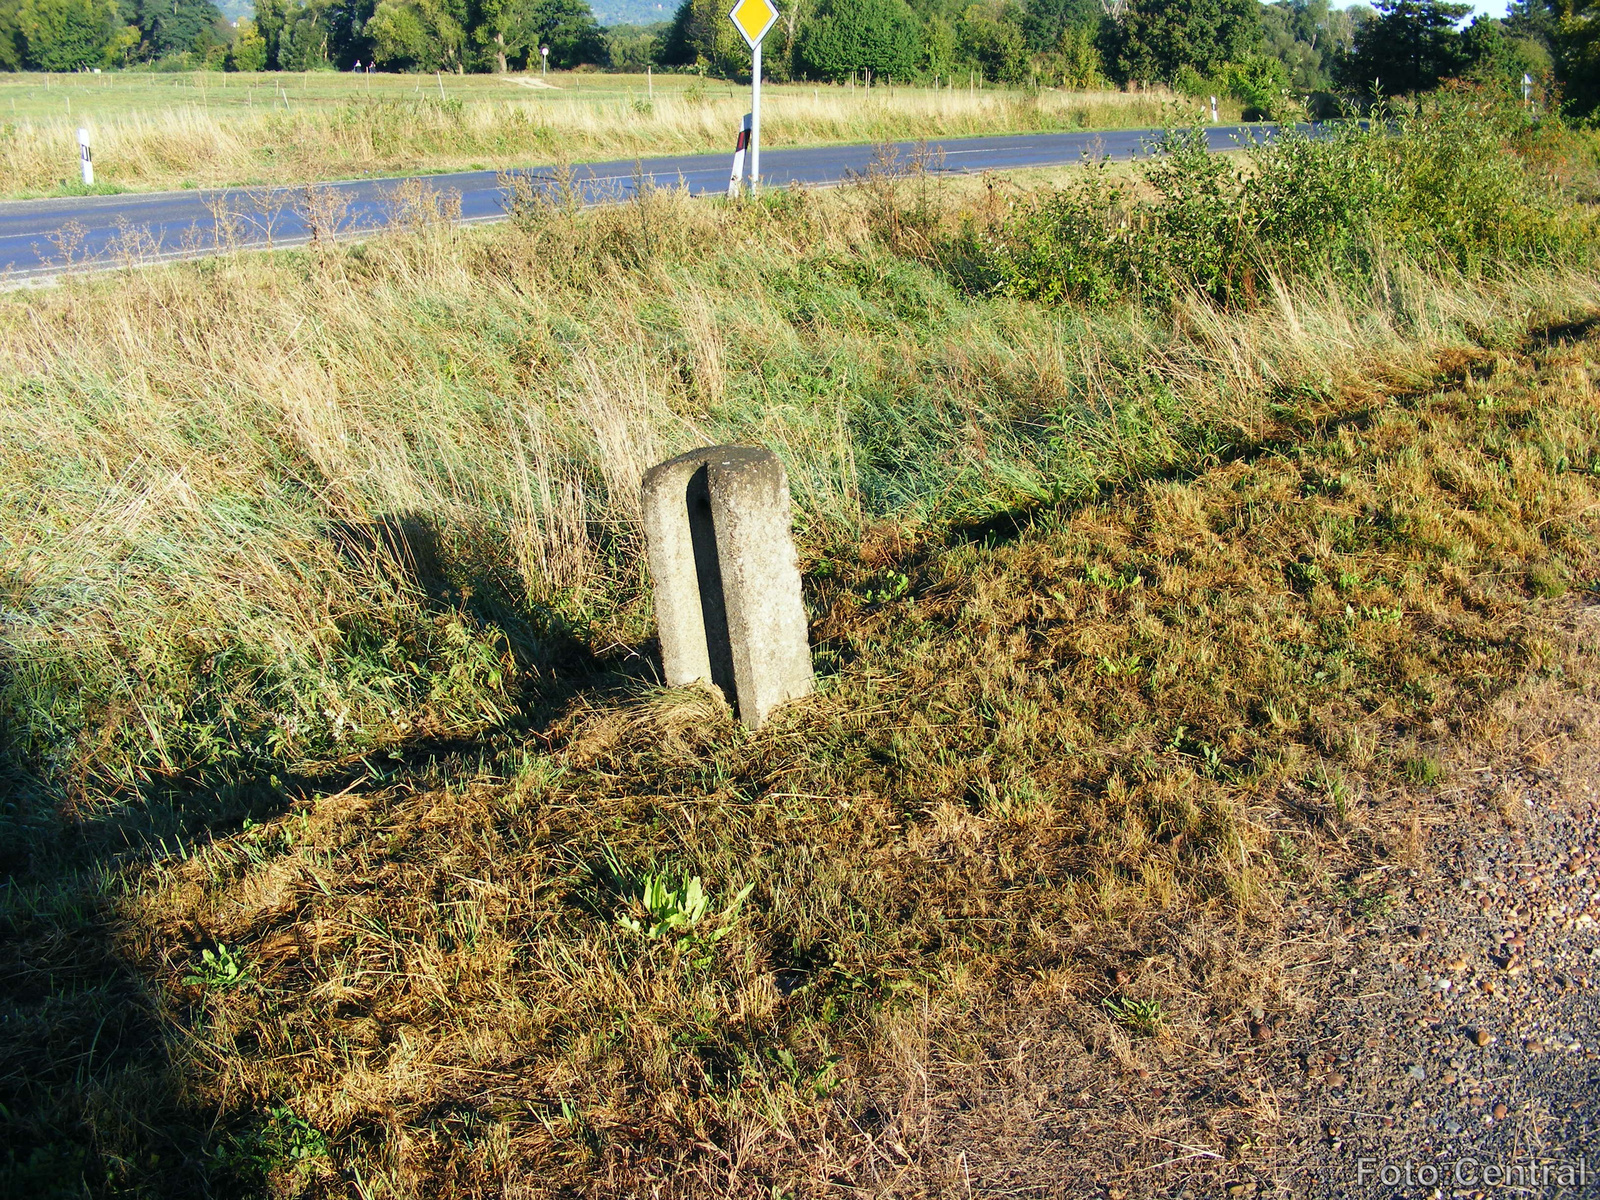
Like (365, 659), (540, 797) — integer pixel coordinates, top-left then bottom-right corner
(1271, 707), (1600, 1197)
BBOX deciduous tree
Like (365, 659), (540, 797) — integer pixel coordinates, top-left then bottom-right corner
(136, 0), (223, 57)
(1554, 0), (1597, 112)
(1337, 0), (1471, 94)
(5, 0), (121, 68)
(958, 0), (1030, 81)
(796, 0), (921, 79)
(1112, 0), (1258, 83)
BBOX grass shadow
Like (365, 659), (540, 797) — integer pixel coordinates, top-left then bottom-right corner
(0, 511), (657, 1198)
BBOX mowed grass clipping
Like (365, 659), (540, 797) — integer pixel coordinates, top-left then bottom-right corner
(0, 75), (1218, 198)
(2, 108), (1599, 1196)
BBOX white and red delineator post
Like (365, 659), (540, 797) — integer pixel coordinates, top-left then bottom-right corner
(728, 113), (752, 199)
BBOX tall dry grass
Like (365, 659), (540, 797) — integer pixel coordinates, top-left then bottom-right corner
(1, 168), (1596, 801)
(0, 84), (1223, 196)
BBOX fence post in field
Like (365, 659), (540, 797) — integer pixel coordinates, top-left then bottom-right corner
(641, 446), (814, 730)
(77, 128), (93, 186)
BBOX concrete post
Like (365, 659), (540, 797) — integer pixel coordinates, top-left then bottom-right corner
(641, 446), (813, 729)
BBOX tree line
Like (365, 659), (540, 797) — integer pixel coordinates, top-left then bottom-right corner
(0, 0), (608, 72)
(1, 0), (1594, 118)
(662, 0), (1595, 116)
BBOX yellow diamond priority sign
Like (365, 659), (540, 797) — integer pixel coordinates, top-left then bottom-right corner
(729, 0), (778, 48)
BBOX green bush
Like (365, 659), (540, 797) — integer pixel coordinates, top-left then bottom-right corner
(945, 87), (1596, 309)
(1222, 53), (1299, 121)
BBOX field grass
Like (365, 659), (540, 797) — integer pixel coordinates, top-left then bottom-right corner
(0, 70), (1225, 198)
(2, 103), (1599, 1196)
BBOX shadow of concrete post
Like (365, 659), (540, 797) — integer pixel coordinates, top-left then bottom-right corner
(641, 446), (813, 729)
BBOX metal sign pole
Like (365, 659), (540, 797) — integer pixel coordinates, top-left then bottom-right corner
(750, 41), (762, 197)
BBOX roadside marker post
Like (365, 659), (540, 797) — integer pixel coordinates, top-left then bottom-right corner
(77, 127), (92, 187)
(1523, 73), (1532, 105)
(541, 46), (549, 76)
(1209, 95), (1218, 123)
(728, 113), (752, 197)
(728, 0), (778, 197)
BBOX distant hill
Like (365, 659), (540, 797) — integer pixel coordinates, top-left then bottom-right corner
(593, 0), (675, 26)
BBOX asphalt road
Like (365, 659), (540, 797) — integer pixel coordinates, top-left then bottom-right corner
(0, 124), (1265, 281)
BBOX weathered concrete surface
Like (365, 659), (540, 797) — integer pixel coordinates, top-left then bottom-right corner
(641, 446), (813, 728)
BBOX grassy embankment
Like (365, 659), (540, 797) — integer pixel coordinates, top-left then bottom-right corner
(2, 89), (1599, 1196)
(0, 71), (1223, 199)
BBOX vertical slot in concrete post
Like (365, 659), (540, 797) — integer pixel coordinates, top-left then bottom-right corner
(642, 446), (813, 729)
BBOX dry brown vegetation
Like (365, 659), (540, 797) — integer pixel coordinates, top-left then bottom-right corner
(111, 314), (1600, 1197)
(2, 130), (1599, 1197)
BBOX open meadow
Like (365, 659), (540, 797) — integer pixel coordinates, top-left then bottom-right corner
(0, 71), (1226, 198)
(2, 89), (1599, 1196)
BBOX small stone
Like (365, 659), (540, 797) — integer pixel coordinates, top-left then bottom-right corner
(1441, 1070), (1457, 1084)
(1408, 1064), (1427, 1080)
(1445, 1118), (1463, 1134)
(1446, 956), (1469, 972)
(1471, 1028), (1492, 1047)
(1493, 1102), (1508, 1119)
(1249, 1019), (1272, 1042)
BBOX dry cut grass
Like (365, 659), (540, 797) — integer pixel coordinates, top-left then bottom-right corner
(0, 80), (1224, 198)
(107, 310), (1600, 1197)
